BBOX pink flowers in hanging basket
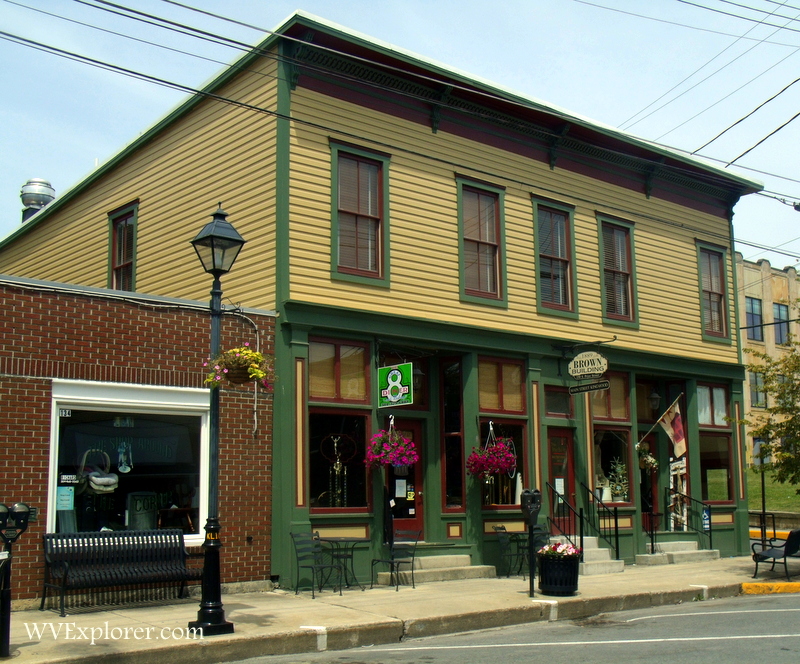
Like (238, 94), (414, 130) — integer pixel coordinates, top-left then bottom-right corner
(465, 440), (517, 479)
(365, 429), (420, 468)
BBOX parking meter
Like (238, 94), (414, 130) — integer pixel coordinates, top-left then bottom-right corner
(520, 489), (542, 597)
(0, 503), (30, 658)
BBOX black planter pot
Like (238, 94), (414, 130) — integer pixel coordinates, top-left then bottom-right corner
(537, 555), (580, 596)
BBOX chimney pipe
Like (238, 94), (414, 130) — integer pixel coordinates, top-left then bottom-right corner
(20, 179), (55, 222)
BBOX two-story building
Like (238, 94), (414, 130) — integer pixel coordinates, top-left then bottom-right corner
(0, 12), (762, 583)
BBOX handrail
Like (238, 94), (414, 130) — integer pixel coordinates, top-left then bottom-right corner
(748, 510), (778, 545)
(545, 482), (584, 559)
(664, 487), (713, 550)
(579, 482), (620, 560)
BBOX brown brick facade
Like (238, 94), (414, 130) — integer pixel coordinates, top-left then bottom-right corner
(0, 278), (274, 601)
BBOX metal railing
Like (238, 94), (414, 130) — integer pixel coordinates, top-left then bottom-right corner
(545, 482), (584, 559)
(664, 487), (713, 550)
(749, 510), (778, 545)
(580, 482), (620, 560)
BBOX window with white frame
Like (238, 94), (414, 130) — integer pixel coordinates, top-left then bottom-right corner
(50, 381), (208, 540)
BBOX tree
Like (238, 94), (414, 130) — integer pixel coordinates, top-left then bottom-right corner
(743, 338), (800, 493)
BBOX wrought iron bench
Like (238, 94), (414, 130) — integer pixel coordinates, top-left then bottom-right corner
(752, 529), (800, 582)
(40, 529), (202, 617)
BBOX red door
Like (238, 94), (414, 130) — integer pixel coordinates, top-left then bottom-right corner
(548, 428), (575, 534)
(386, 419), (423, 538)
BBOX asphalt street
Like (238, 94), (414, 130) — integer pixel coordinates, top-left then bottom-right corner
(236, 593), (800, 664)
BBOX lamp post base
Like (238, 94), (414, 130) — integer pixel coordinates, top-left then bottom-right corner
(188, 612), (234, 636)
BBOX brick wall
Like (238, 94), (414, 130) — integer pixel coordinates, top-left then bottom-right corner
(0, 280), (274, 600)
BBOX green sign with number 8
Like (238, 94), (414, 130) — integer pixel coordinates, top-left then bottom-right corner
(378, 362), (414, 408)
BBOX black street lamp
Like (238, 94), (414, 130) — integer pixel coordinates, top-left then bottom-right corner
(188, 205), (245, 636)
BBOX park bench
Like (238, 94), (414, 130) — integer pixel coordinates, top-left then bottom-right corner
(751, 529), (800, 582)
(40, 529), (202, 617)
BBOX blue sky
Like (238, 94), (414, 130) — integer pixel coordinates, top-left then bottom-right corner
(2, 0), (800, 266)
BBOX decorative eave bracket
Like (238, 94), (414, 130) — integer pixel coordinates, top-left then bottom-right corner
(645, 158), (665, 199)
(430, 85), (454, 134)
(549, 124), (571, 170)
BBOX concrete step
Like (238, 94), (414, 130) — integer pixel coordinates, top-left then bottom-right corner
(582, 547), (613, 563)
(647, 541), (698, 554)
(376, 565), (496, 585)
(413, 555), (471, 570)
(666, 549), (720, 564)
(580, 559), (625, 575)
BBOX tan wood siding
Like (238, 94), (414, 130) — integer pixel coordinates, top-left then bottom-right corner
(288, 88), (739, 364)
(0, 59), (280, 311)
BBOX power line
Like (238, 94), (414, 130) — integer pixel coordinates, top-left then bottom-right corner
(693, 74), (800, 152)
(620, 0), (790, 131)
(676, 0), (800, 33)
(726, 108), (800, 165)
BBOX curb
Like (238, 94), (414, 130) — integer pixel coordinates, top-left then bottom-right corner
(9, 582), (754, 663)
(741, 582), (800, 594)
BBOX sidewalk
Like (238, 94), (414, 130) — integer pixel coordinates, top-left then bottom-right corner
(8, 556), (799, 663)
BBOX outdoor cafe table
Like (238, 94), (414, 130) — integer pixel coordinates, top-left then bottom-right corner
(318, 536), (369, 590)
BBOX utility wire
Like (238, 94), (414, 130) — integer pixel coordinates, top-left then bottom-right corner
(619, 0), (786, 130)
(693, 74), (800, 152)
(676, 0), (800, 33)
(726, 109), (800, 166)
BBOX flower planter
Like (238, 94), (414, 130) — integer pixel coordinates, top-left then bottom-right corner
(224, 367), (252, 384)
(537, 555), (580, 596)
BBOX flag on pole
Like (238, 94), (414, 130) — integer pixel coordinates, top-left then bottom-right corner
(658, 398), (686, 458)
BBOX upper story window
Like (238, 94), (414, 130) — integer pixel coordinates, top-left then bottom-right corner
(600, 220), (635, 323)
(309, 338), (370, 403)
(697, 383), (728, 427)
(459, 179), (505, 303)
(478, 358), (525, 413)
(745, 297), (763, 341)
(774, 303), (789, 345)
(535, 202), (574, 313)
(749, 372), (766, 408)
(109, 203), (137, 291)
(331, 143), (390, 286)
(698, 246), (728, 338)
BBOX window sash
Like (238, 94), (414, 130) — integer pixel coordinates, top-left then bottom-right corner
(478, 359), (525, 414)
(602, 224), (632, 319)
(112, 213), (134, 291)
(308, 340), (368, 403)
(538, 207), (571, 308)
(774, 303), (789, 345)
(463, 188), (499, 296)
(337, 154), (381, 276)
(745, 297), (763, 341)
(700, 249), (726, 336)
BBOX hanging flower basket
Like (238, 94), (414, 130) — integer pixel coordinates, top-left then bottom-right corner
(365, 420), (419, 469)
(204, 342), (275, 389)
(466, 440), (517, 479)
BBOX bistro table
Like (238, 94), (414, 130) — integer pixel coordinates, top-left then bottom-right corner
(318, 537), (370, 590)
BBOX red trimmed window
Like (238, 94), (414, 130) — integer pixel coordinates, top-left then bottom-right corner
(463, 187), (500, 297)
(700, 248), (726, 336)
(478, 358), (525, 413)
(538, 206), (571, 309)
(309, 339), (369, 403)
(112, 211), (135, 291)
(602, 223), (633, 320)
(338, 153), (382, 276)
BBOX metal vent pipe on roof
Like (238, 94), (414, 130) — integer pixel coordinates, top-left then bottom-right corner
(20, 179), (55, 222)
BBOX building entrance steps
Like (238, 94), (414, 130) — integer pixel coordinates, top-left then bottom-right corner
(551, 536), (625, 576)
(636, 540), (720, 565)
(374, 553), (496, 586)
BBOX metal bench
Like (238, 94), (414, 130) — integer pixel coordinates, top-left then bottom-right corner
(752, 529), (800, 582)
(40, 529), (202, 616)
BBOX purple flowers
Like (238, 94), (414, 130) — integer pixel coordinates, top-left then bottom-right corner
(365, 429), (419, 468)
(465, 440), (517, 479)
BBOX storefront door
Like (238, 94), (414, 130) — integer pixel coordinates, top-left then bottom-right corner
(386, 419), (424, 538)
(548, 428), (575, 534)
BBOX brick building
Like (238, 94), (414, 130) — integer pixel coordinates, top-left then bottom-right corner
(0, 274), (275, 605)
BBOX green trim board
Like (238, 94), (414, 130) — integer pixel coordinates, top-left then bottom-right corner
(456, 176), (508, 308)
(280, 300), (746, 381)
(596, 213), (639, 330)
(328, 141), (391, 288)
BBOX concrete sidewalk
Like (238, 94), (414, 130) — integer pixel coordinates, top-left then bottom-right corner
(8, 556), (799, 663)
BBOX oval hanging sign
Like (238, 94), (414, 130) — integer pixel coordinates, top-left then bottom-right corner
(568, 351), (608, 380)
